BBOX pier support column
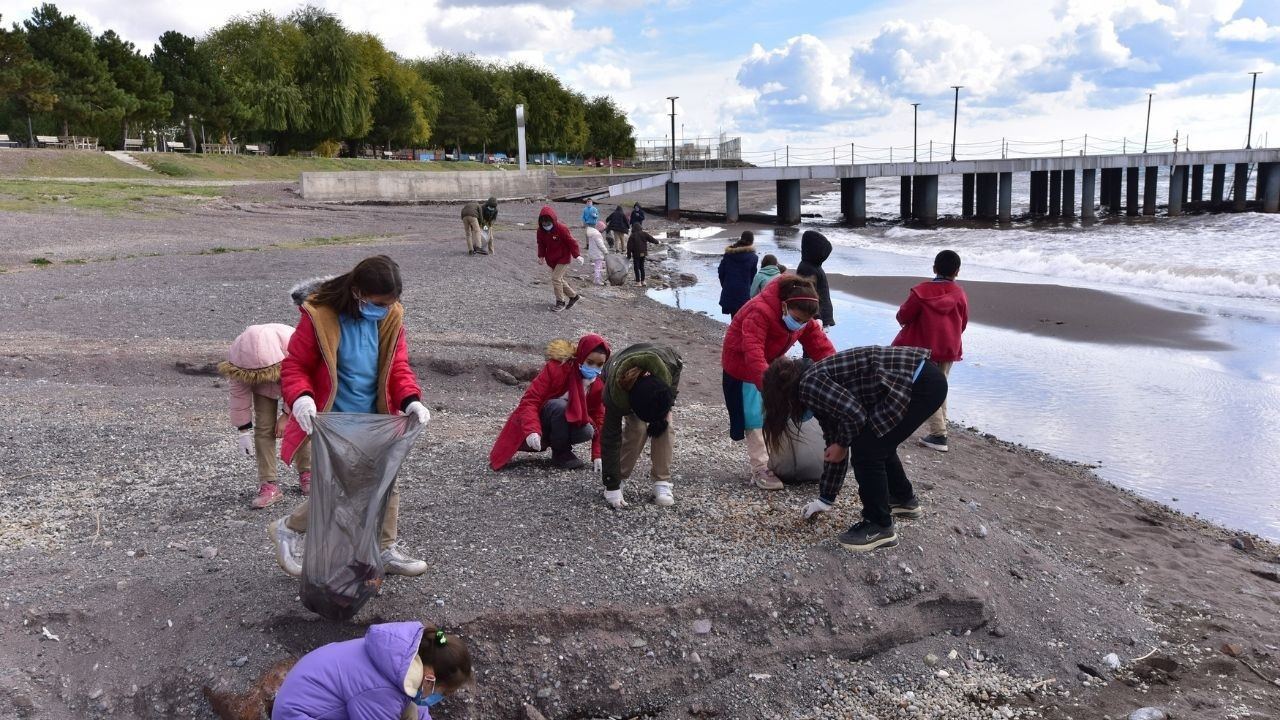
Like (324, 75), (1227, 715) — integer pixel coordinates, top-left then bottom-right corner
(1233, 163), (1249, 211)
(962, 173), (975, 218)
(1049, 171), (1062, 217)
(665, 181), (680, 220)
(725, 181), (739, 223)
(1081, 168), (1096, 219)
(1210, 164), (1225, 208)
(1190, 165), (1204, 212)
(776, 179), (801, 225)
(1030, 170), (1048, 215)
(1259, 163), (1274, 206)
(916, 175), (939, 223)
(1142, 166), (1158, 215)
(1062, 169), (1076, 217)
(840, 177), (866, 224)
(975, 172), (997, 219)
(1107, 168), (1123, 213)
(998, 171), (1013, 222)
(900, 176), (912, 220)
(1125, 167), (1139, 216)
(1169, 165), (1185, 216)
(1264, 163), (1280, 213)
(1100, 170), (1110, 209)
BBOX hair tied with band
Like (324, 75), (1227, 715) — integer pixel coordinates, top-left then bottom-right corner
(435, 630), (447, 646)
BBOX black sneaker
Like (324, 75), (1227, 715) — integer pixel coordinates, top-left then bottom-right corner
(467, 249), (475, 255)
(837, 521), (899, 552)
(920, 434), (949, 452)
(564, 294), (581, 310)
(551, 448), (584, 469)
(552, 300), (566, 313)
(890, 496), (923, 519)
(475, 248), (488, 255)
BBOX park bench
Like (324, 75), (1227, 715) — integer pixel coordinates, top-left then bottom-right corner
(382, 150), (396, 160)
(36, 135), (66, 149)
(0, 134), (18, 148)
(124, 138), (145, 151)
(70, 136), (99, 151)
(244, 144), (266, 155)
(167, 140), (190, 152)
(202, 143), (234, 155)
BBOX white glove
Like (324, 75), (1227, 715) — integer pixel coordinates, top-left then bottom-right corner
(593, 458), (602, 473)
(575, 255), (585, 265)
(292, 396), (316, 435)
(526, 432), (541, 451)
(236, 430), (253, 456)
(803, 498), (833, 520)
(405, 401), (431, 425)
(604, 488), (627, 508)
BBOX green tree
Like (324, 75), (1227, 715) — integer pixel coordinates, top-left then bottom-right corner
(290, 7), (373, 146)
(508, 63), (587, 156)
(358, 34), (437, 152)
(152, 31), (225, 148)
(0, 17), (57, 146)
(95, 30), (171, 149)
(585, 95), (635, 159)
(23, 3), (124, 136)
(202, 12), (306, 150)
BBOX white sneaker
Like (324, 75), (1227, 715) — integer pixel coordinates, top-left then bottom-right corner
(652, 482), (675, 507)
(381, 544), (428, 577)
(268, 517), (303, 578)
(752, 468), (784, 491)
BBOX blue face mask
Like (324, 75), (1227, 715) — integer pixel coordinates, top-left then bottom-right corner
(782, 312), (806, 332)
(580, 365), (602, 380)
(412, 688), (443, 707)
(799, 408), (815, 423)
(359, 300), (389, 321)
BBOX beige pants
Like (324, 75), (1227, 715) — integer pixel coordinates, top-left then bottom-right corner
(462, 216), (481, 252)
(618, 413), (674, 484)
(744, 428), (769, 475)
(927, 361), (953, 436)
(549, 262), (578, 303)
(285, 483), (400, 550)
(253, 393), (310, 484)
(608, 229), (627, 251)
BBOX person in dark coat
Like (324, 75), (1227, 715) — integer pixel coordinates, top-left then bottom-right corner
(629, 203), (646, 232)
(604, 205), (630, 252)
(717, 231), (758, 317)
(795, 230), (835, 327)
(626, 229), (661, 285)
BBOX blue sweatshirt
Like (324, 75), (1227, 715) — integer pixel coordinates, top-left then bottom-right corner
(582, 204), (599, 226)
(332, 313), (380, 413)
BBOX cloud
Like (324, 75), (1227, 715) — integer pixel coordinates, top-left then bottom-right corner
(852, 20), (1038, 98)
(563, 62), (632, 92)
(734, 34), (889, 129)
(1216, 16), (1280, 41)
(423, 5), (612, 62)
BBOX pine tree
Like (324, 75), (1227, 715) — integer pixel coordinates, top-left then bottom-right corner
(23, 3), (124, 137)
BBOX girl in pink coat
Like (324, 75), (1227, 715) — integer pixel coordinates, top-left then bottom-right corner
(218, 323), (311, 509)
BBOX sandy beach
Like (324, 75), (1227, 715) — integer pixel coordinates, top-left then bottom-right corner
(0, 189), (1278, 719)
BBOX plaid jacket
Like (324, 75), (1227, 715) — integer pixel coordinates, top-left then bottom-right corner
(798, 346), (930, 503)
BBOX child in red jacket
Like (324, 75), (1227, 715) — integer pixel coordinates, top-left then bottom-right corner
(892, 250), (968, 453)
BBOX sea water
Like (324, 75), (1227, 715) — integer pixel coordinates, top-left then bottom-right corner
(649, 174), (1280, 541)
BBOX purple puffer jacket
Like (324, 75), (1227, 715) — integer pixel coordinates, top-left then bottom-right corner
(272, 622), (429, 720)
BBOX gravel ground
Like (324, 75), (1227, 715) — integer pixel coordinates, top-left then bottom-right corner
(1, 192), (1278, 720)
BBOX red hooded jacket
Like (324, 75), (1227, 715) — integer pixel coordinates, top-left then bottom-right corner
(721, 275), (836, 389)
(892, 279), (968, 362)
(536, 206), (582, 267)
(489, 334), (611, 470)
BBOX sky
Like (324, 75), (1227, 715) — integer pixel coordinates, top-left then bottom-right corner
(3, 0), (1279, 161)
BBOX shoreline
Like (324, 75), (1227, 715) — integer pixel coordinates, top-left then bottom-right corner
(0, 194), (1277, 719)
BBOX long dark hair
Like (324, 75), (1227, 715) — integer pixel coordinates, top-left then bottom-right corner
(310, 255), (403, 318)
(774, 274), (819, 317)
(729, 230), (754, 249)
(418, 626), (473, 693)
(761, 356), (807, 453)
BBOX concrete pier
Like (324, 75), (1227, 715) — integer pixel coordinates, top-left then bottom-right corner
(1142, 167), (1158, 215)
(665, 181), (680, 220)
(1233, 163), (1249, 211)
(1030, 170), (1048, 215)
(1063, 169), (1076, 217)
(1081, 168), (1096, 219)
(1049, 171), (1062, 217)
(1191, 165), (1204, 211)
(900, 176), (912, 220)
(1265, 163), (1280, 212)
(726, 181), (740, 222)
(840, 177), (866, 223)
(998, 171), (1012, 222)
(1259, 163), (1273, 206)
(1125, 167), (1140, 216)
(1211, 164), (1226, 207)
(910, 175), (939, 222)
(1100, 170), (1110, 209)
(976, 172), (997, 219)
(776, 179), (801, 224)
(962, 173), (975, 218)
(1169, 165), (1186, 216)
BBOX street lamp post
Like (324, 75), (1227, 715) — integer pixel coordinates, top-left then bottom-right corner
(1246, 72), (1261, 149)
(911, 102), (920, 162)
(949, 86), (962, 162)
(1143, 93), (1152, 153)
(666, 96), (678, 171)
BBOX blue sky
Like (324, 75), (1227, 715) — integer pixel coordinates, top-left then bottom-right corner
(3, 0), (1278, 158)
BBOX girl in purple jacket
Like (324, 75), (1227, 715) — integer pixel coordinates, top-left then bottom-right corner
(272, 622), (471, 720)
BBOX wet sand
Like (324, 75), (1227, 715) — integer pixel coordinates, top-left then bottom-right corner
(829, 273), (1232, 351)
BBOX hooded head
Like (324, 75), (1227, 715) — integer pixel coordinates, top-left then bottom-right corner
(363, 622), (426, 696)
(630, 375), (674, 437)
(575, 333), (611, 365)
(596, 221), (607, 232)
(219, 323), (294, 384)
(486, 196), (497, 206)
(538, 205), (559, 231)
(800, 230), (832, 265)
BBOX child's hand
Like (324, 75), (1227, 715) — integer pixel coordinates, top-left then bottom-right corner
(593, 458), (602, 473)
(237, 430), (253, 456)
(802, 498), (832, 520)
(603, 488), (626, 509)
(292, 396), (317, 435)
(823, 443), (848, 463)
(405, 401), (431, 426)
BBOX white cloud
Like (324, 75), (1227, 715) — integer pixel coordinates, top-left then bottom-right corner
(1216, 16), (1280, 41)
(563, 62), (632, 93)
(852, 20), (1037, 98)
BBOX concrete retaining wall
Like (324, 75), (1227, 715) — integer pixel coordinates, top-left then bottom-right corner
(300, 170), (552, 202)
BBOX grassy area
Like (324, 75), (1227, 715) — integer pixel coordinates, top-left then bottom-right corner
(0, 149), (155, 179)
(0, 180), (222, 214)
(132, 154), (513, 180)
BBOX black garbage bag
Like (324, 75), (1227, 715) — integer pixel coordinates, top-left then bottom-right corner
(301, 412), (424, 621)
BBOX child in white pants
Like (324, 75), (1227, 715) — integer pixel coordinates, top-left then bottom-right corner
(586, 222), (609, 285)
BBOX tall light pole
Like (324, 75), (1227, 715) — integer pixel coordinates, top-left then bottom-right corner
(1142, 93), (1152, 153)
(1246, 72), (1261, 149)
(911, 102), (920, 162)
(666, 96), (678, 171)
(949, 86), (962, 162)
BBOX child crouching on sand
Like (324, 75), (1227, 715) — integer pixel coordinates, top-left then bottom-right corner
(219, 323), (311, 509)
(600, 343), (683, 508)
(272, 622), (471, 719)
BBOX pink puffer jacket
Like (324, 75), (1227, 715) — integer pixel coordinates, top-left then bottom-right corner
(218, 323), (294, 428)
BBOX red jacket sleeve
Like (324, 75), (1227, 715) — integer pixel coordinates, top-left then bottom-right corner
(536, 231), (547, 260)
(895, 289), (922, 327)
(387, 328), (422, 412)
(281, 312), (320, 407)
(798, 322), (836, 364)
(513, 363), (562, 438)
(557, 225), (582, 258)
(739, 307), (773, 389)
(959, 288), (969, 333)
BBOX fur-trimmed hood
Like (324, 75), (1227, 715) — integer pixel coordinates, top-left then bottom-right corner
(724, 243), (756, 255)
(222, 323), (294, 379)
(289, 276), (334, 306)
(545, 334), (611, 364)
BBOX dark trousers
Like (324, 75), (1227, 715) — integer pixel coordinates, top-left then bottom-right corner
(540, 398), (593, 451)
(632, 255), (646, 282)
(847, 361), (948, 527)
